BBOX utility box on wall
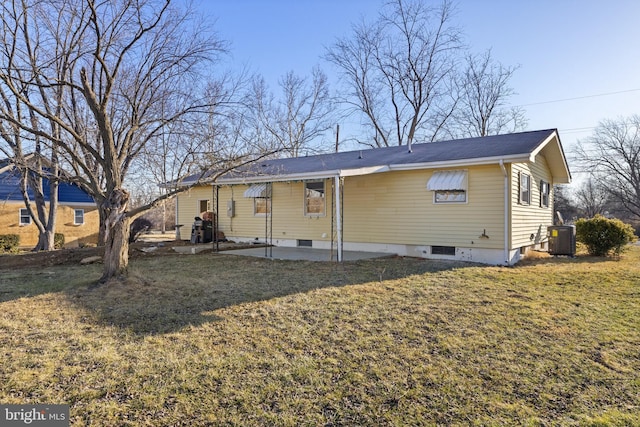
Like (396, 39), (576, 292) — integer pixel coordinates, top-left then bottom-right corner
(227, 200), (235, 217)
(547, 225), (576, 256)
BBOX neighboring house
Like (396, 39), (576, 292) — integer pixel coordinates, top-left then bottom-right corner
(0, 159), (99, 248)
(175, 129), (571, 265)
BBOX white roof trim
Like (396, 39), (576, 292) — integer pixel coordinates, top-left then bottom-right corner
(427, 170), (468, 191)
(243, 183), (271, 198)
(216, 169), (341, 185)
(389, 154), (530, 171)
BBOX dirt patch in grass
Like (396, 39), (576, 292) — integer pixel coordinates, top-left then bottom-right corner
(0, 240), (258, 270)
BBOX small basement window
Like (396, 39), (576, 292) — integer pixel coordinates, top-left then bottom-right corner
(431, 245), (456, 256)
(297, 239), (313, 247)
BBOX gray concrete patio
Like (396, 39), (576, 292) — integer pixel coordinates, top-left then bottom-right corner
(222, 246), (394, 262)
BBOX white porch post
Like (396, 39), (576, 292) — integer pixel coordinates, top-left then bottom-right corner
(334, 175), (342, 262)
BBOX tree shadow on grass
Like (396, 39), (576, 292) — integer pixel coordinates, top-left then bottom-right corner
(64, 253), (472, 335)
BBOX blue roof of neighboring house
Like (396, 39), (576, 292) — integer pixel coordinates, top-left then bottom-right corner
(0, 165), (95, 204)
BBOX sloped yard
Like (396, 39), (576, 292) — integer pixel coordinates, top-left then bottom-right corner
(0, 247), (638, 425)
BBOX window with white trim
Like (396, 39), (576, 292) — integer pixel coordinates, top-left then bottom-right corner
(427, 170), (468, 204)
(540, 180), (550, 208)
(304, 181), (326, 216)
(198, 199), (210, 215)
(434, 190), (466, 203)
(19, 208), (31, 225)
(74, 209), (85, 225)
(519, 172), (531, 205)
(244, 184), (272, 215)
(254, 198), (271, 215)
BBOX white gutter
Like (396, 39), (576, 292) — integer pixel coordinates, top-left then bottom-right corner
(212, 166), (393, 186)
(214, 169), (342, 186)
(388, 154), (531, 171)
(334, 175), (342, 262)
(339, 165), (390, 177)
(175, 195), (180, 240)
(499, 159), (509, 265)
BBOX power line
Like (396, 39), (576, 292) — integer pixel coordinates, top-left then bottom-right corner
(516, 88), (640, 108)
(559, 126), (596, 134)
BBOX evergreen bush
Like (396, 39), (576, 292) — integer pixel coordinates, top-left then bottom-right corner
(54, 233), (65, 249)
(575, 215), (636, 256)
(0, 234), (20, 253)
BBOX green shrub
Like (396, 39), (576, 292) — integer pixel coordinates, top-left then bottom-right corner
(0, 234), (20, 253)
(54, 233), (65, 249)
(575, 215), (636, 256)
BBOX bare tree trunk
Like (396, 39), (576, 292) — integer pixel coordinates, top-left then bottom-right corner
(98, 189), (131, 284)
(35, 229), (56, 251)
(97, 207), (107, 246)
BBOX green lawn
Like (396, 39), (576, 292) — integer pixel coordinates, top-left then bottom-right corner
(1, 247), (639, 426)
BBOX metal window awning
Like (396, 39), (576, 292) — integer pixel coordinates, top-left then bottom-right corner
(427, 170), (467, 191)
(243, 183), (271, 198)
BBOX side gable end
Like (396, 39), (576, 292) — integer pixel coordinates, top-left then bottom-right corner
(530, 130), (571, 184)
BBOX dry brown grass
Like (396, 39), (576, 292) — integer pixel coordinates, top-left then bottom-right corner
(1, 247), (639, 425)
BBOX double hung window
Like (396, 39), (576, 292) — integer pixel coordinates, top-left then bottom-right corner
(304, 181), (326, 215)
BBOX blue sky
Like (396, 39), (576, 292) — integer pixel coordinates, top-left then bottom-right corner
(195, 0), (640, 177)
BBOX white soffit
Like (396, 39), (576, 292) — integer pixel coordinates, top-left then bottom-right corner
(243, 183), (271, 198)
(426, 170), (468, 191)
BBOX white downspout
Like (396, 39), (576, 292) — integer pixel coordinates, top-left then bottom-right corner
(499, 160), (509, 265)
(334, 175), (342, 262)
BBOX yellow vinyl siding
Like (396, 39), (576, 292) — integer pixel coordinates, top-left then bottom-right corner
(176, 186), (213, 232)
(180, 167), (509, 249)
(510, 154), (554, 249)
(178, 158), (555, 253)
(342, 166), (505, 249)
(213, 182), (332, 242)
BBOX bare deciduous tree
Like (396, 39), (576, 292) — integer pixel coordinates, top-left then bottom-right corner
(0, 0), (227, 283)
(326, 0), (462, 149)
(451, 50), (527, 138)
(250, 67), (333, 157)
(575, 115), (640, 219)
(0, 0), (65, 251)
(574, 177), (610, 218)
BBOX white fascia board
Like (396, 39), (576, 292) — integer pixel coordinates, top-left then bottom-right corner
(58, 201), (98, 207)
(216, 165), (391, 185)
(388, 154), (530, 171)
(532, 131), (572, 184)
(215, 169), (342, 185)
(339, 165), (390, 177)
(530, 131), (558, 159)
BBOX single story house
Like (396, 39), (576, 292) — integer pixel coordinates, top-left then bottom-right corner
(175, 129), (571, 265)
(0, 159), (99, 248)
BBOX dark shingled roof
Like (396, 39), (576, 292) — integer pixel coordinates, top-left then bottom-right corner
(174, 129), (569, 185)
(220, 129), (561, 180)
